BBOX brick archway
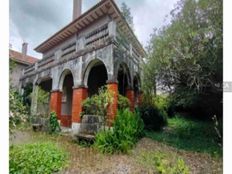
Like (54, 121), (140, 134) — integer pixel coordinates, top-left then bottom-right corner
(59, 69), (74, 127)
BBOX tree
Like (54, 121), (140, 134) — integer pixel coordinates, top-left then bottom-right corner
(9, 88), (28, 133)
(121, 2), (134, 30)
(144, 0), (222, 118)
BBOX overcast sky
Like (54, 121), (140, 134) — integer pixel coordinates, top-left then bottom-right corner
(9, 0), (178, 59)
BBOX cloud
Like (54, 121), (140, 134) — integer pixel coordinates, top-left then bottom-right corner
(131, 0), (178, 47)
(10, 0), (73, 58)
(9, 0), (178, 58)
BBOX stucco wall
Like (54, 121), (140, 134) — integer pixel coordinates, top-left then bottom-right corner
(10, 62), (28, 89)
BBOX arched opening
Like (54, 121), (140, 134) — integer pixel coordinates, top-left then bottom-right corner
(37, 78), (52, 117)
(86, 61), (108, 96)
(60, 70), (74, 128)
(22, 83), (33, 109)
(117, 64), (130, 96)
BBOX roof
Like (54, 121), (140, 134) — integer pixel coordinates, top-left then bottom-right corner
(35, 0), (146, 57)
(9, 49), (39, 65)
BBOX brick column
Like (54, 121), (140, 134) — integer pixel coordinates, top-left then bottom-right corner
(126, 88), (135, 111)
(107, 81), (118, 125)
(50, 90), (62, 120)
(71, 86), (88, 124)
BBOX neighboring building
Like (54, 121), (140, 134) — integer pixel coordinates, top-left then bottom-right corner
(20, 0), (146, 133)
(9, 43), (39, 89)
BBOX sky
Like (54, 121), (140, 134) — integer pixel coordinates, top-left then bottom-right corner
(9, 0), (178, 59)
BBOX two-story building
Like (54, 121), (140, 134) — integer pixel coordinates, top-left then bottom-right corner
(20, 0), (146, 133)
(10, 43), (39, 89)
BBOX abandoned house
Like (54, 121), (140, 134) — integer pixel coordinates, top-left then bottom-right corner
(10, 43), (39, 89)
(20, 0), (146, 134)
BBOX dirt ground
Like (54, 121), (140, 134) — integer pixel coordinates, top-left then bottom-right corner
(10, 131), (222, 174)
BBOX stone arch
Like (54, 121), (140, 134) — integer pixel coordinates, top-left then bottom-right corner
(83, 58), (108, 96)
(116, 62), (132, 96)
(115, 61), (132, 86)
(83, 58), (109, 86)
(58, 68), (74, 127)
(58, 68), (74, 91)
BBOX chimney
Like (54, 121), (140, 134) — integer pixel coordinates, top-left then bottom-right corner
(73, 0), (82, 20)
(22, 42), (28, 57)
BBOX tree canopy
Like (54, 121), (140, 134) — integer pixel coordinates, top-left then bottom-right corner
(121, 2), (134, 30)
(143, 0), (222, 118)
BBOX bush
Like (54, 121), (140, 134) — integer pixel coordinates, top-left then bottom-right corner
(138, 106), (167, 131)
(154, 95), (175, 117)
(10, 142), (68, 174)
(82, 86), (113, 129)
(94, 109), (144, 153)
(118, 94), (130, 110)
(9, 88), (28, 133)
(49, 112), (61, 133)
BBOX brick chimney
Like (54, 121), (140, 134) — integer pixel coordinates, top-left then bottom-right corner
(73, 0), (82, 20)
(22, 42), (28, 57)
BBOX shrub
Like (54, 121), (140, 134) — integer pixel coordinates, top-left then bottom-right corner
(118, 94), (130, 110)
(94, 130), (115, 154)
(10, 142), (68, 174)
(82, 86), (113, 129)
(154, 95), (175, 117)
(9, 88), (28, 133)
(49, 112), (61, 133)
(94, 109), (144, 153)
(138, 106), (167, 131)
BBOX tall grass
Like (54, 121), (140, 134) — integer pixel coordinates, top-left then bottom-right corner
(145, 114), (222, 157)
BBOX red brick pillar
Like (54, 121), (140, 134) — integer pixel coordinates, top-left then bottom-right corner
(71, 86), (88, 124)
(126, 88), (135, 111)
(50, 91), (62, 120)
(107, 82), (118, 125)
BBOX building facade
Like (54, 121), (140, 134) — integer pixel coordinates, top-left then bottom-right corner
(10, 43), (39, 89)
(20, 0), (146, 133)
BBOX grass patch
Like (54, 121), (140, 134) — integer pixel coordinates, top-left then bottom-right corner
(10, 142), (68, 174)
(145, 114), (222, 157)
(137, 150), (189, 174)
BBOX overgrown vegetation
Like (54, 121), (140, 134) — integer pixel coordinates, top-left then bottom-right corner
(118, 94), (130, 110)
(94, 109), (144, 154)
(138, 106), (167, 131)
(9, 88), (28, 133)
(49, 112), (61, 134)
(137, 151), (189, 174)
(145, 115), (222, 157)
(9, 60), (29, 133)
(143, 0), (222, 119)
(37, 86), (50, 116)
(82, 86), (113, 129)
(10, 142), (68, 173)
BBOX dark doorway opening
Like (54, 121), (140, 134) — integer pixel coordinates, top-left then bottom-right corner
(87, 64), (107, 97)
(61, 73), (73, 127)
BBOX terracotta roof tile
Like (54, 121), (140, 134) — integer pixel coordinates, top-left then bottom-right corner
(9, 49), (39, 65)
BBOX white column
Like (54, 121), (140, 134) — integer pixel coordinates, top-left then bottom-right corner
(30, 85), (39, 116)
